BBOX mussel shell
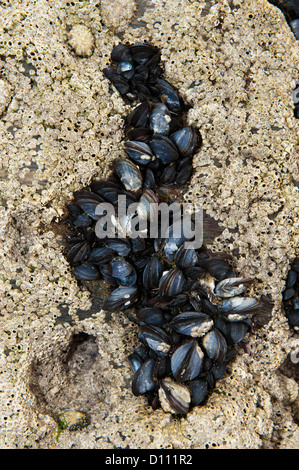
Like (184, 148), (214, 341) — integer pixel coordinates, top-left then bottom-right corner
(73, 214), (92, 227)
(175, 159), (193, 185)
(156, 78), (181, 113)
(139, 324), (172, 356)
(126, 102), (150, 128)
(103, 68), (130, 95)
(137, 188), (159, 224)
(290, 19), (299, 40)
(158, 378), (190, 415)
(103, 286), (138, 310)
(190, 378), (208, 406)
(73, 190), (104, 219)
(150, 103), (171, 136)
(110, 257), (134, 277)
(201, 328), (227, 363)
(125, 140), (154, 166)
(129, 43), (157, 63)
(73, 263), (100, 281)
(215, 277), (253, 298)
(67, 241), (91, 265)
(89, 246), (114, 265)
(170, 126), (199, 157)
(111, 43), (132, 62)
(127, 127), (153, 142)
(197, 256), (234, 281)
(150, 134), (179, 165)
(90, 180), (137, 206)
(143, 255), (164, 290)
(169, 311), (214, 338)
(131, 358), (157, 396)
(158, 268), (186, 297)
(174, 245), (198, 268)
(219, 296), (260, 319)
(136, 307), (165, 327)
(104, 238), (131, 257)
(287, 309), (299, 328)
(171, 340), (204, 382)
(113, 157), (143, 192)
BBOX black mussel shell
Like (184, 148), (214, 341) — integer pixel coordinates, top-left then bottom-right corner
(150, 134), (179, 165)
(103, 286), (138, 310)
(190, 378), (208, 406)
(158, 268), (186, 297)
(139, 324), (172, 356)
(131, 358), (157, 396)
(201, 328), (227, 363)
(73, 263), (100, 281)
(156, 78), (181, 114)
(143, 255), (164, 290)
(171, 340), (204, 382)
(136, 307), (165, 327)
(169, 311), (214, 338)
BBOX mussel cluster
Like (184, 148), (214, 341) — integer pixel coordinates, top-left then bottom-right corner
(65, 42), (262, 414)
(282, 258), (299, 331)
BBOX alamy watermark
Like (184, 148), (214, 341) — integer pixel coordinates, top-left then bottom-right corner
(93, 195), (203, 250)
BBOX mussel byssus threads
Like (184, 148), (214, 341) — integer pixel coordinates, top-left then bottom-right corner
(65, 42), (263, 414)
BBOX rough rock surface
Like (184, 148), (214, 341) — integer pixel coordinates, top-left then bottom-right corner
(0, 0), (298, 449)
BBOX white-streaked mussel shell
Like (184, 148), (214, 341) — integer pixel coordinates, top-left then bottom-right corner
(171, 340), (204, 382)
(158, 378), (190, 415)
(114, 157), (143, 192)
(169, 311), (214, 338)
(215, 277), (254, 298)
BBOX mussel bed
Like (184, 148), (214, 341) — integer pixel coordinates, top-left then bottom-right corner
(64, 42), (263, 414)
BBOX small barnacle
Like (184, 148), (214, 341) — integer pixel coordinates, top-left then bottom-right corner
(67, 24), (95, 58)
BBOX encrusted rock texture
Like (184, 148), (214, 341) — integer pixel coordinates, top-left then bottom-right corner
(0, 0), (298, 449)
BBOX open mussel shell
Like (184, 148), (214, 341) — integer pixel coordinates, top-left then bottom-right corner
(103, 285), (138, 311)
(113, 157), (143, 192)
(169, 311), (214, 338)
(139, 324), (172, 356)
(201, 328), (227, 363)
(158, 378), (191, 415)
(171, 340), (204, 382)
(170, 126), (200, 158)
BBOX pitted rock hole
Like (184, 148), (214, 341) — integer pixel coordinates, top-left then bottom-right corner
(29, 332), (108, 422)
